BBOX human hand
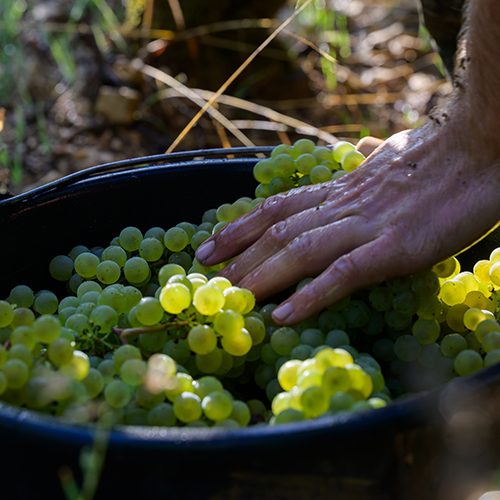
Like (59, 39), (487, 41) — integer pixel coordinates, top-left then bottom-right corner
(195, 116), (500, 325)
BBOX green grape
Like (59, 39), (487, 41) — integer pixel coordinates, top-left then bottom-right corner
(329, 391), (354, 412)
(361, 309), (385, 336)
(454, 349), (483, 376)
(268, 176), (294, 195)
(325, 330), (350, 348)
(445, 304), (469, 332)
(47, 336), (74, 366)
(343, 300), (370, 329)
(394, 335), (422, 362)
(147, 402), (176, 426)
(120, 358), (147, 386)
(98, 359), (117, 384)
(309, 165), (332, 184)
(58, 296), (81, 312)
(271, 153), (294, 178)
(2, 358), (29, 389)
(271, 143), (292, 158)
(432, 256), (459, 278)
(159, 283), (191, 314)
(33, 291), (58, 315)
(393, 290), (420, 316)
(97, 287), (125, 315)
(440, 334), (467, 358)
(321, 365), (350, 396)
(230, 400), (251, 427)
(164, 228), (188, 253)
(277, 359), (301, 391)
(475, 319), (500, 344)
(440, 279), (467, 306)
(384, 310), (412, 331)
(473, 260), (492, 284)
(244, 316), (266, 345)
(9, 285), (34, 308)
(89, 305), (118, 333)
(270, 327), (300, 356)
(271, 408), (305, 425)
(221, 328), (252, 356)
(253, 158), (276, 183)
(124, 256), (150, 285)
(113, 344), (142, 372)
(33, 314), (61, 343)
(332, 141), (355, 163)
(77, 281), (102, 299)
(417, 343), (441, 369)
(228, 200), (252, 222)
(202, 391), (233, 421)
(294, 153), (317, 175)
(60, 351), (89, 381)
(49, 255), (74, 281)
(10, 326), (36, 350)
(11, 307), (35, 328)
(138, 237), (164, 262)
(9, 344), (33, 367)
(299, 328), (324, 348)
(105, 380), (132, 408)
(119, 226), (143, 251)
(213, 310), (244, 337)
(135, 297), (164, 326)
(65, 314), (91, 337)
(485, 350), (500, 367)
(417, 295), (443, 320)
(313, 146), (335, 165)
(301, 386), (329, 418)
(412, 319), (440, 345)
(292, 138), (315, 157)
(144, 226), (166, 242)
(193, 284), (225, 315)
(74, 252), (99, 278)
(411, 270), (440, 297)
(190, 230), (211, 252)
(187, 325), (217, 355)
(173, 222), (195, 243)
(318, 310), (346, 333)
(202, 208), (218, 225)
(95, 260), (120, 285)
(101, 246), (128, 268)
(368, 287), (393, 312)
(341, 150), (365, 172)
(315, 347), (353, 372)
(80, 291), (100, 306)
(81, 368), (105, 398)
(173, 392), (202, 423)
(196, 347), (223, 374)
(254, 182), (271, 198)
(482, 331), (500, 353)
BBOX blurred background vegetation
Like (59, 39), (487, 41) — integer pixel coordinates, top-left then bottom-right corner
(0, 0), (450, 194)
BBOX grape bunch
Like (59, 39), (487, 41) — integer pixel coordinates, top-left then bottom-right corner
(1, 137), (500, 431)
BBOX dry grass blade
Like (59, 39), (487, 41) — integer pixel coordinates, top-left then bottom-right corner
(142, 0), (156, 41)
(159, 87), (338, 143)
(0, 108), (5, 133)
(165, 0), (315, 154)
(140, 64), (255, 148)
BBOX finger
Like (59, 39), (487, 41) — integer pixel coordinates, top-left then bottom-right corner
(195, 182), (332, 266)
(217, 201), (363, 285)
(356, 136), (385, 158)
(232, 215), (373, 302)
(270, 235), (404, 325)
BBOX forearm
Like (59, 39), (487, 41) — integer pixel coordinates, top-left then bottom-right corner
(461, 0), (500, 144)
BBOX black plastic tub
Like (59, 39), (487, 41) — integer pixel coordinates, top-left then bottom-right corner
(1, 148), (500, 500)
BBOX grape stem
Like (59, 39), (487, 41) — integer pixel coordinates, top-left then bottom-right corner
(113, 321), (189, 344)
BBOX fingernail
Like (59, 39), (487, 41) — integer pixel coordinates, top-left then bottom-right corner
(273, 303), (294, 322)
(195, 240), (215, 262)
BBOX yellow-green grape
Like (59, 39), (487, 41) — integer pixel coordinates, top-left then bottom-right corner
(416, 295), (443, 320)
(0, 301), (14, 328)
(120, 358), (147, 386)
(222, 287), (247, 313)
(119, 226), (143, 251)
(489, 262), (500, 286)
(301, 386), (329, 418)
(296, 369), (322, 390)
(159, 283), (191, 314)
(165, 372), (195, 403)
(158, 264), (186, 287)
(463, 308), (488, 331)
(474, 260), (492, 284)
(432, 256), (459, 279)
(455, 271), (479, 293)
(341, 150), (365, 173)
(193, 284), (225, 316)
(277, 359), (301, 391)
(105, 380), (132, 408)
(483, 331), (500, 353)
(48, 337), (74, 366)
(240, 288), (256, 314)
(441, 334), (467, 358)
(332, 141), (355, 163)
(322, 366), (350, 396)
(61, 350), (90, 381)
(9, 344), (33, 368)
(292, 138), (315, 158)
(439, 279), (467, 306)
(346, 364), (373, 398)
(213, 310), (243, 338)
(255, 183), (270, 199)
(208, 276), (232, 291)
(74, 252), (99, 278)
(490, 247), (500, 263)
(145, 353), (177, 394)
(2, 358), (29, 389)
(10, 326), (36, 350)
(475, 319), (500, 344)
(33, 314), (61, 344)
(164, 227), (189, 252)
(253, 158), (275, 184)
(221, 328), (253, 356)
(10, 285), (35, 309)
(187, 325), (217, 355)
(412, 319), (440, 344)
(315, 347), (353, 372)
(271, 143), (293, 158)
(446, 303), (469, 332)
(139, 237), (164, 262)
(196, 347), (223, 374)
(463, 290), (488, 310)
(272, 391), (292, 416)
(230, 400), (251, 427)
(202, 391), (233, 422)
(313, 146), (337, 168)
(244, 316), (266, 345)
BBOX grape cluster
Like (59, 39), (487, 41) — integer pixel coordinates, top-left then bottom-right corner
(1, 138), (500, 430)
